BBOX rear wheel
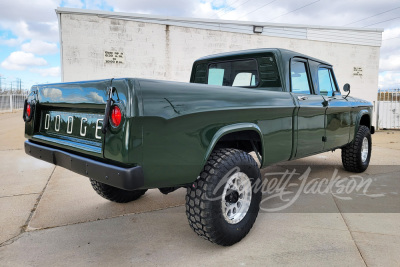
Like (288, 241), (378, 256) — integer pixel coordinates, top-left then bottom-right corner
(341, 125), (371, 173)
(90, 179), (147, 203)
(186, 148), (262, 246)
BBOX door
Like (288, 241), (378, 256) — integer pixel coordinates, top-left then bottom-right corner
(317, 67), (351, 149)
(291, 59), (326, 158)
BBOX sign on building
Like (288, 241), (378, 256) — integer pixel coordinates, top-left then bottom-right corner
(353, 67), (363, 77)
(104, 51), (125, 64)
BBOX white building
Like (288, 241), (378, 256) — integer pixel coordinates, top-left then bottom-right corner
(56, 7), (383, 125)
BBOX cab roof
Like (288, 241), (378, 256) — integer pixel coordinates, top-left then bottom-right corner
(194, 48), (332, 66)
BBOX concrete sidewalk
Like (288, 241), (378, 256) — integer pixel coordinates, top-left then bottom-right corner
(0, 111), (399, 266)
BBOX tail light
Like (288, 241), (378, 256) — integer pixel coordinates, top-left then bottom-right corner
(23, 99), (33, 122)
(110, 105), (121, 127)
(26, 104), (31, 117)
(101, 86), (123, 134)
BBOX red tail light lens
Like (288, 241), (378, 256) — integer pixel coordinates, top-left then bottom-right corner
(26, 104), (31, 117)
(111, 105), (121, 127)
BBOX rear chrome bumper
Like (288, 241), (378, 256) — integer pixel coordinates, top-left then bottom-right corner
(24, 140), (144, 190)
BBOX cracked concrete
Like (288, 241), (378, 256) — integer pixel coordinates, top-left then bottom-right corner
(0, 111), (399, 266)
(0, 194), (39, 244)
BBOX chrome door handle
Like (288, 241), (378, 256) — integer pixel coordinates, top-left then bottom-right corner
(297, 96), (308, 101)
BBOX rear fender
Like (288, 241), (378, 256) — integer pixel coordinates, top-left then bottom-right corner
(203, 123), (264, 166)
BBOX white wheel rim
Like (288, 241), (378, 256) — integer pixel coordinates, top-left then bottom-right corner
(221, 172), (252, 224)
(361, 137), (369, 162)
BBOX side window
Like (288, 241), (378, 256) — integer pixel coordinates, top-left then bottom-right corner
(290, 61), (311, 95)
(207, 59), (259, 87)
(257, 55), (281, 88)
(318, 68), (335, 96)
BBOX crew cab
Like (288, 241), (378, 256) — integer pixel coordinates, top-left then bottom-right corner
(23, 48), (374, 245)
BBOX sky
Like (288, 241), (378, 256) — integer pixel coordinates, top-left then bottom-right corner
(0, 0), (399, 91)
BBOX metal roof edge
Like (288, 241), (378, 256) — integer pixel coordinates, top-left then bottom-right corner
(55, 7), (384, 33)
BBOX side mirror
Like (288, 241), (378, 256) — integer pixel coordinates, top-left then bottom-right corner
(343, 83), (350, 99)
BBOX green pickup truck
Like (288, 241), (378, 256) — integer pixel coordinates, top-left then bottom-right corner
(24, 48), (374, 246)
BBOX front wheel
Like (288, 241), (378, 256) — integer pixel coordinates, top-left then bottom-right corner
(341, 125), (372, 173)
(186, 148), (262, 246)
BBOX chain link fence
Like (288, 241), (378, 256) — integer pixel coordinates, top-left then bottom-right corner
(0, 94), (28, 113)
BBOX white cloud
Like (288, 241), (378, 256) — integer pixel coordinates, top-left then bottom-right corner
(379, 71), (400, 90)
(1, 51), (47, 70)
(0, 0), (59, 23)
(21, 40), (58, 55)
(382, 27), (400, 40)
(380, 54), (400, 72)
(0, 0), (60, 44)
(379, 26), (400, 74)
(0, 37), (22, 46)
(30, 67), (60, 77)
(2, 21), (60, 43)
(193, 1), (221, 19)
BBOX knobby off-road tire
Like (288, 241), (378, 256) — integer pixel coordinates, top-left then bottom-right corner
(341, 125), (372, 173)
(186, 148), (262, 246)
(90, 179), (147, 203)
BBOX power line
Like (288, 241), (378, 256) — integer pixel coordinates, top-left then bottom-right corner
(363, 16), (400, 27)
(237, 0), (279, 20)
(267, 0), (321, 22)
(219, 0), (254, 18)
(343, 6), (400, 26)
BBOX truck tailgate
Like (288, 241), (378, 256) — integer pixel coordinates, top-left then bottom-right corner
(26, 79), (135, 159)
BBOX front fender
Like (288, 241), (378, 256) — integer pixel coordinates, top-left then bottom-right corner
(203, 123), (264, 166)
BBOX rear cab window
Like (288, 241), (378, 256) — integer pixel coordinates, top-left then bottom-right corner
(192, 53), (282, 91)
(208, 60), (259, 87)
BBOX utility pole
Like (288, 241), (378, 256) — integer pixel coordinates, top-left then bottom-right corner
(15, 78), (22, 93)
(0, 75), (5, 92)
